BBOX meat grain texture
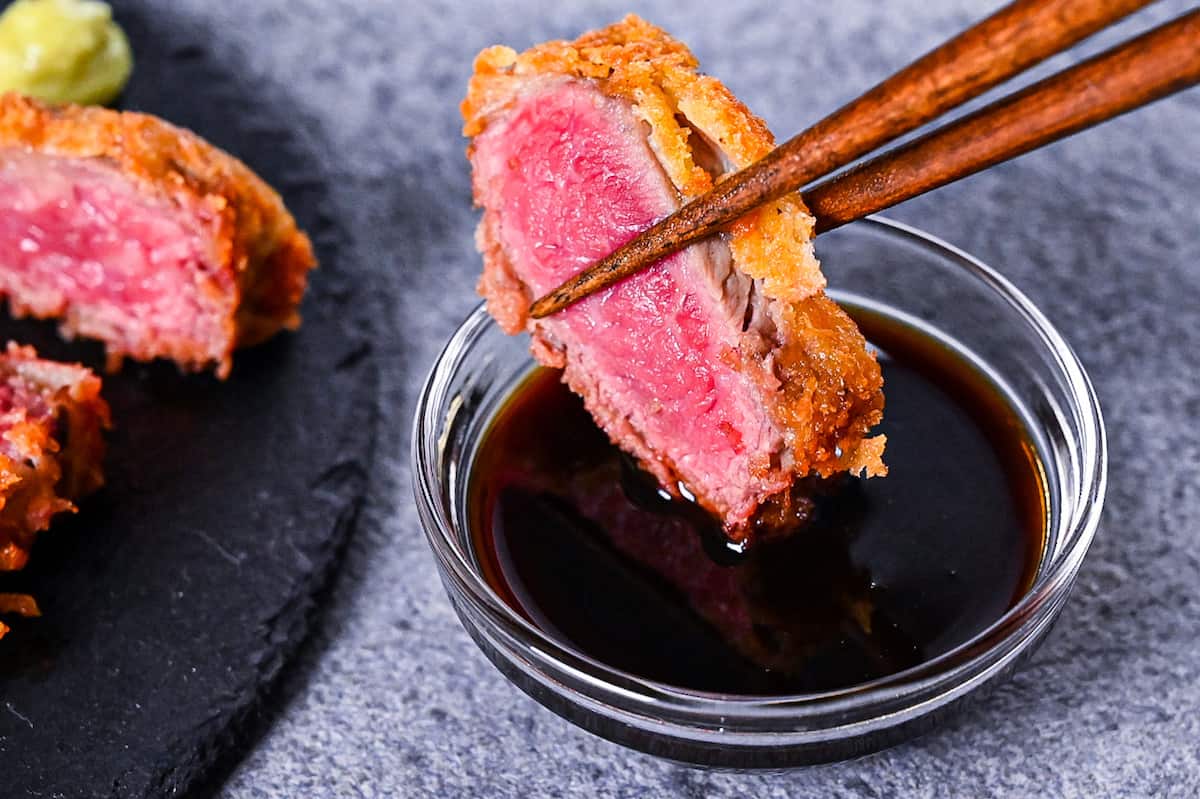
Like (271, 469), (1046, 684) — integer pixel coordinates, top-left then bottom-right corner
(463, 16), (885, 539)
(0, 93), (316, 377)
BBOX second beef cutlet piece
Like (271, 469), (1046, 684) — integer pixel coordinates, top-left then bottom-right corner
(0, 93), (316, 378)
(463, 16), (885, 542)
(0, 342), (109, 573)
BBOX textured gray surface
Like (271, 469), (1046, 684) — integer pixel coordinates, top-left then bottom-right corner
(148, 0), (1200, 796)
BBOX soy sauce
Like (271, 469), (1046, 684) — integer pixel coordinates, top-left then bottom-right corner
(468, 307), (1046, 694)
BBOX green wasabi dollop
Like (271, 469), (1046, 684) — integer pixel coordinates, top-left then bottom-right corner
(0, 0), (133, 106)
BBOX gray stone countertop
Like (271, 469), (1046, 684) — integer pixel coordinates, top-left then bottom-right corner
(163, 0), (1200, 795)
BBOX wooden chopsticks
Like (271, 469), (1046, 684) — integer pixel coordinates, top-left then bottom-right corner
(528, 0), (1186, 320)
(805, 8), (1200, 233)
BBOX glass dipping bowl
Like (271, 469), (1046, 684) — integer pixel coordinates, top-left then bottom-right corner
(412, 216), (1106, 767)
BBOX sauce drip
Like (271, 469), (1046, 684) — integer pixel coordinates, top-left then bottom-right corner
(469, 307), (1046, 694)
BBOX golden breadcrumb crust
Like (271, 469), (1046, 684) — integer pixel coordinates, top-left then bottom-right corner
(0, 343), (110, 573)
(0, 592), (40, 639)
(463, 16), (884, 482)
(0, 93), (316, 377)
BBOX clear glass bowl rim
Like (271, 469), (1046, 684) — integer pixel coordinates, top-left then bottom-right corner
(412, 215), (1107, 741)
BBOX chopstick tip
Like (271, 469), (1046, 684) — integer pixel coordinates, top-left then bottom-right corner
(529, 292), (562, 319)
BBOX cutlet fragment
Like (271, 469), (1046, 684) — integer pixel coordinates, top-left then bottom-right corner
(0, 93), (316, 378)
(0, 592), (40, 640)
(0, 343), (109, 572)
(463, 16), (884, 540)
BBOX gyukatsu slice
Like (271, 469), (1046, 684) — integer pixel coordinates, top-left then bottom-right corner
(0, 343), (109, 573)
(0, 93), (316, 378)
(463, 16), (885, 542)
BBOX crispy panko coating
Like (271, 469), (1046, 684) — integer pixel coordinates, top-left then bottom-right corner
(0, 93), (316, 377)
(0, 343), (109, 573)
(0, 591), (40, 639)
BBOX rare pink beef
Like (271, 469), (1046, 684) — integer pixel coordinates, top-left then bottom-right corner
(0, 152), (228, 364)
(472, 80), (790, 528)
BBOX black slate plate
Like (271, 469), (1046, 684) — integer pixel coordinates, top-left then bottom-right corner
(0, 6), (378, 796)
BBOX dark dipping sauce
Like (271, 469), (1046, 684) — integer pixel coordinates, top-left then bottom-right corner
(468, 307), (1047, 695)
